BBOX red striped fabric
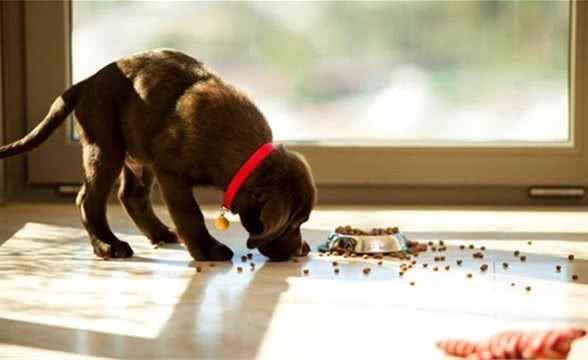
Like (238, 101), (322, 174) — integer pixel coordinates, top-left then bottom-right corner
(436, 328), (586, 359)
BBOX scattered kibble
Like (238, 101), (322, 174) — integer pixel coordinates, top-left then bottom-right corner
(431, 246), (437, 252)
(399, 271), (404, 276)
(459, 245), (465, 250)
(377, 260), (383, 266)
(374, 254), (383, 260)
(572, 275), (578, 281)
(334, 268), (340, 274)
(363, 254), (369, 260)
(423, 263), (428, 268)
(247, 253), (253, 259)
(195, 266), (202, 273)
(511, 282), (516, 287)
(568, 254), (575, 261)
(439, 240), (445, 246)
(409, 281), (415, 286)
(292, 258), (299, 263)
(433, 267), (439, 272)
(411, 260), (417, 265)
(527, 241), (532, 245)
(480, 246), (486, 251)
(209, 263), (216, 268)
(241, 255), (247, 262)
(503, 262), (509, 269)
(363, 267), (371, 275)
(332, 261), (339, 267)
(237, 266), (243, 273)
(456, 260), (463, 266)
(525, 286), (531, 292)
(440, 256), (446, 261)
(556, 265), (562, 272)
(445, 265), (450, 271)
(520, 256), (527, 262)
(467, 273), (473, 278)
(514, 250), (520, 256)
(303, 269), (309, 275)
(434, 256), (440, 262)
(469, 244), (475, 249)
(480, 264), (488, 272)
(473, 252), (484, 259)
(319, 253), (324, 257)
(428, 241), (434, 246)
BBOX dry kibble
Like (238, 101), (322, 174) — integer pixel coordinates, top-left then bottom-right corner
(399, 271), (404, 276)
(434, 256), (440, 262)
(445, 265), (450, 271)
(527, 241), (532, 245)
(334, 268), (340, 275)
(423, 263), (428, 268)
(292, 258), (299, 263)
(247, 253), (253, 259)
(241, 255), (247, 262)
(408, 264), (413, 269)
(237, 266), (243, 273)
(467, 273), (473, 278)
(377, 260), (383, 266)
(303, 269), (309, 275)
(459, 245), (465, 250)
(433, 266), (439, 272)
(556, 265), (562, 272)
(209, 263), (216, 268)
(480, 264), (488, 272)
(473, 252), (484, 259)
(514, 250), (520, 256)
(469, 244), (475, 249)
(511, 282), (516, 287)
(520, 255), (527, 262)
(428, 241), (434, 246)
(568, 254), (575, 261)
(480, 246), (486, 251)
(374, 254), (383, 260)
(409, 281), (415, 286)
(411, 260), (417, 265)
(332, 261), (339, 267)
(439, 240), (445, 246)
(363, 267), (371, 275)
(525, 286), (531, 292)
(431, 246), (437, 252)
(363, 254), (369, 260)
(503, 262), (509, 269)
(195, 266), (202, 273)
(318, 253), (324, 257)
(440, 256), (446, 261)
(572, 275), (578, 281)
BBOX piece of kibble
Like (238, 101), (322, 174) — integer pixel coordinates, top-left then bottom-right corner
(527, 241), (532, 245)
(514, 250), (520, 256)
(196, 266), (202, 273)
(411, 260), (417, 265)
(520, 256), (527, 262)
(237, 266), (243, 273)
(292, 258), (299, 263)
(399, 271), (404, 276)
(456, 260), (463, 266)
(377, 260), (383, 266)
(303, 269), (309, 275)
(209, 263), (216, 268)
(568, 254), (575, 261)
(408, 264), (413, 269)
(431, 246), (437, 252)
(445, 265), (450, 271)
(469, 244), (475, 249)
(440, 256), (446, 261)
(332, 261), (339, 266)
(511, 282), (516, 287)
(572, 275), (578, 280)
(473, 252), (484, 259)
(556, 265), (562, 272)
(480, 264), (488, 272)
(363, 267), (371, 275)
(409, 281), (415, 286)
(374, 254), (383, 260)
(318, 253), (324, 257)
(334, 268), (340, 274)
(459, 245), (465, 250)
(503, 262), (509, 269)
(247, 253), (253, 259)
(433, 267), (439, 272)
(467, 273), (473, 278)
(525, 286), (531, 292)
(434, 256), (440, 262)
(480, 246), (486, 251)
(241, 255), (247, 262)
(439, 240), (445, 246)
(428, 241), (434, 246)
(423, 263), (428, 268)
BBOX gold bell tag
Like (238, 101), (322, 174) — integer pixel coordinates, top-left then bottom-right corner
(215, 206), (230, 231)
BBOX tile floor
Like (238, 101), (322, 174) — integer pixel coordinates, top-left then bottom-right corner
(0, 203), (587, 359)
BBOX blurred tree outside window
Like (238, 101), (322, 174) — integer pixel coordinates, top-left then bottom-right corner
(72, 1), (569, 143)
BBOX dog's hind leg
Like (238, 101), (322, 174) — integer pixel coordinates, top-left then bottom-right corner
(77, 143), (133, 258)
(118, 164), (178, 245)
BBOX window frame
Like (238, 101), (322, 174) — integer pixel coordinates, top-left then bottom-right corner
(13, 0), (588, 204)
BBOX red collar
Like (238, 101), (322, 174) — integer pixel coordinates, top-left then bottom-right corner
(223, 143), (276, 213)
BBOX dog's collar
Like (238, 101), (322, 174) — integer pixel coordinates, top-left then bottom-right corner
(222, 143), (276, 214)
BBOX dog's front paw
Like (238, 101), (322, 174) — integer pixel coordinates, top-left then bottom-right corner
(207, 242), (234, 261)
(92, 239), (134, 259)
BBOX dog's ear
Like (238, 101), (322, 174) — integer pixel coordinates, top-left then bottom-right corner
(246, 197), (291, 249)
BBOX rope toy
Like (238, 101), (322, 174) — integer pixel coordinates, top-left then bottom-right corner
(436, 328), (586, 359)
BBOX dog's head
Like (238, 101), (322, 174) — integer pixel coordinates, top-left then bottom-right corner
(234, 146), (316, 261)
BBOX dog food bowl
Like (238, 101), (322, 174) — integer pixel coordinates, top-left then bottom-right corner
(319, 231), (409, 254)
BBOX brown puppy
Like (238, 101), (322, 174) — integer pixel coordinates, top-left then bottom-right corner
(0, 49), (316, 261)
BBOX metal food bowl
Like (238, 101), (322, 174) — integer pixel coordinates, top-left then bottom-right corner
(319, 231), (409, 254)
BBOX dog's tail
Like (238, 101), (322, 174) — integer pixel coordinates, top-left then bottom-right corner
(0, 82), (82, 159)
